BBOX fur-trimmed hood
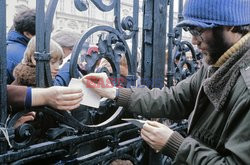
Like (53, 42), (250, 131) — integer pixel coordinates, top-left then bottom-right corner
(13, 63), (36, 87)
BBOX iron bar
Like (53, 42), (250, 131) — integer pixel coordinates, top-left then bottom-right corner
(0, 0), (8, 154)
(167, 0), (175, 87)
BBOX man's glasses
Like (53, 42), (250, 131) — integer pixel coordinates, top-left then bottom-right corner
(183, 26), (207, 40)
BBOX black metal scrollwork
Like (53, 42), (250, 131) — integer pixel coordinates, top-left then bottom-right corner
(68, 0), (139, 133)
(74, 0), (89, 11)
(0, 0), (198, 164)
(92, 0), (116, 12)
(172, 40), (199, 83)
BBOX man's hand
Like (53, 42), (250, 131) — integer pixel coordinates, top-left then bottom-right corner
(82, 73), (117, 99)
(141, 121), (173, 152)
(32, 86), (83, 110)
(14, 112), (36, 128)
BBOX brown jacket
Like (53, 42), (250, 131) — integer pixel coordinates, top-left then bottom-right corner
(7, 85), (27, 107)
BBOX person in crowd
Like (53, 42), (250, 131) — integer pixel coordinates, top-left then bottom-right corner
(12, 37), (63, 86)
(52, 29), (81, 67)
(97, 53), (128, 87)
(51, 43), (91, 87)
(82, 0), (250, 164)
(11, 36), (64, 128)
(7, 85), (83, 128)
(52, 32), (89, 86)
(7, 9), (36, 84)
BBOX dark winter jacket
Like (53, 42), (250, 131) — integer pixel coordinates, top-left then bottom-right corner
(7, 31), (29, 84)
(54, 61), (73, 86)
(117, 33), (250, 164)
(7, 85), (27, 107)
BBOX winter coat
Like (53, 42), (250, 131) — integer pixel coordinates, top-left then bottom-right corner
(12, 63), (36, 87)
(7, 85), (27, 108)
(117, 33), (250, 164)
(7, 31), (30, 84)
(13, 61), (74, 87)
(54, 61), (73, 86)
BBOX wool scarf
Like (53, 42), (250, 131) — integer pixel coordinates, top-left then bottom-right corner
(203, 33), (250, 111)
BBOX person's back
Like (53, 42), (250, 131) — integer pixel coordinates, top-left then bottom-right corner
(6, 9), (36, 84)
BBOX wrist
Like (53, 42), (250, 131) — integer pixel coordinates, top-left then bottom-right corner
(113, 87), (120, 100)
(160, 131), (184, 158)
(111, 87), (118, 100)
(166, 130), (174, 142)
(32, 88), (47, 106)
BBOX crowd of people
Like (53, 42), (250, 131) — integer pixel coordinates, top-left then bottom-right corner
(5, 6), (136, 133)
(3, 0), (250, 164)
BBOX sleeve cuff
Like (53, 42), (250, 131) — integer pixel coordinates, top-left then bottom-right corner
(116, 88), (133, 108)
(25, 87), (32, 108)
(160, 131), (184, 159)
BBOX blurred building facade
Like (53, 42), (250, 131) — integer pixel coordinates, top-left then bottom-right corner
(6, 0), (191, 47)
(6, 0), (144, 45)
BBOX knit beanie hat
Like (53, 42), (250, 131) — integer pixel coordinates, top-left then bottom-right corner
(177, 0), (250, 28)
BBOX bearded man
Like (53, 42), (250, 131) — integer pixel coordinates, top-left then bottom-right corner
(82, 0), (250, 164)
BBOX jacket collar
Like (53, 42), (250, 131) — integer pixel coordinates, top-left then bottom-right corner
(7, 30), (30, 46)
(203, 33), (250, 111)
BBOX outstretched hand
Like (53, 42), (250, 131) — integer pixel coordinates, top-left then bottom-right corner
(82, 73), (117, 100)
(32, 86), (83, 111)
(141, 121), (173, 152)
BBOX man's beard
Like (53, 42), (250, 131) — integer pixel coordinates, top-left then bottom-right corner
(204, 27), (232, 65)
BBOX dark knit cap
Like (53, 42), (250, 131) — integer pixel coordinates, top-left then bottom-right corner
(177, 0), (250, 28)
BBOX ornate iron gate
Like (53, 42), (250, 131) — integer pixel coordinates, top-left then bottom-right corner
(0, 0), (199, 164)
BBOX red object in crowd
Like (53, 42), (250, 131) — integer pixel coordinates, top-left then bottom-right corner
(87, 46), (99, 55)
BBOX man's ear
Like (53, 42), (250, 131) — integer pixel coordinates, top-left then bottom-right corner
(23, 31), (33, 39)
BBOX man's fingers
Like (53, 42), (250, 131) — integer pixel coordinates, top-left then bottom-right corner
(146, 120), (161, 127)
(83, 72), (107, 79)
(58, 97), (82, 107)
(14, 115), (35, 128)
(141, 130), (156, 150)
(57, 102), (81, 111)
(59, 93), (83, 101)
(25, 111), (36, 118)
(60, 87), (83, 94)
(21, 115), (35, 122)
(82, 78), (88, 84)
(141, 130), (152, 142)
(142, 122), (157, 132)
(141, 127), (154, 142)
(83, 73), (107, 83)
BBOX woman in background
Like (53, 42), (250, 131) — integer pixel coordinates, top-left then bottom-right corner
(12, 37), (63, 86)
(11, 37), (64, 129)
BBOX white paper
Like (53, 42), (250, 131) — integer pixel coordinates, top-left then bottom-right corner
(122, 118), (146, 128)
(68, 78), (101, 108)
